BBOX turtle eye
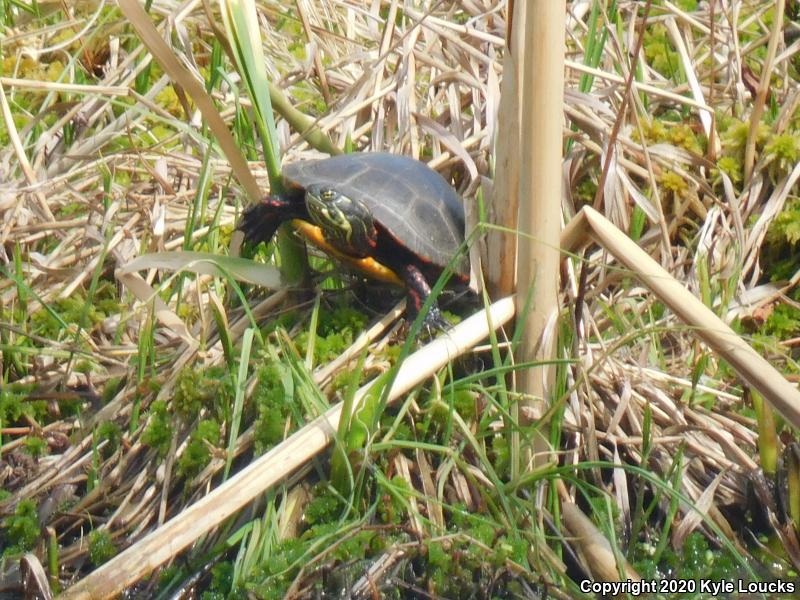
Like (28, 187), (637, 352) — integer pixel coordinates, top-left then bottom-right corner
(320, 189), (336, 201)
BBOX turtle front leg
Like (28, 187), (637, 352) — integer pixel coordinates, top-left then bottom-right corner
(400, 264), (450, 331)
(239, 195), (307, 246)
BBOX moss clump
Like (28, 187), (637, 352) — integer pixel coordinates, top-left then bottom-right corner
(424, 529), (527, 596)
(142, 400), (172, 456)
(173, 366), (232, 420)
(58, 202), (89, 217)
(764, 132), (800, 180)
(253, 363), (294, 452)
(769, 200), (800, 247)
(719, 116), (769, 157)
(246, 524), (383, 599)
(23, 436), (48, 459)
(714, 155), (743, 185)
(200, 562), (235, 600)
(154, 85), (186, 118)
(88, 529), (118, 566)
(0, 386), (43, 428)
(177, 418), (221, 479)
(303, 486), (344, 526)
(295, 305), (370, 365)
(638, 120), (705, 155)
(634, 531), (739, 585)
(666, 123), (705, 155)
(2, 499), (40, 557)
(97, 421), (122, 458)
(644, 25), (681, 80)
(659, 170), (688, 197)
(30, 282), (121, 340)
(575, 175), (598, 205)
(764, 303), (800, 339)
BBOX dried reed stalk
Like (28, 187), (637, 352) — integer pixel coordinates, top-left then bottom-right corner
(562, 206), (800, 428)
(516, 0), (566, 467)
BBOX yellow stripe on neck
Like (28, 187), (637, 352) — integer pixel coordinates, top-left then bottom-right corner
(291, 219), (403, 286)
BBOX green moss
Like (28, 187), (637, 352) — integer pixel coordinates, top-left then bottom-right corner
(329, 365), (365, 394)
(201, 562), (234, 600)
(74, 360), (94, 374)
(644, 25), (681, 80)
(714, 156), (743, 184)
(142, 400), (172, 456)
(158, 565), (185, 592)
(764, 132), (800, 179)
(23, 435), (48, 458)
(295, 305), (369, 365)
(177, 418), (221, 479)
(721, 118), (769, 157)
(659, 170), (688, 196)
(291, 81), (328, 115)
(173, 366), (232, 419)
(764, 304), (800, 338)
(325, 526), (379, 564)
(2, 499), (40, 556)
(424, 388), (478, 437)
(425, 532), (506, 596)
(253, 362), (294, 452)
(154, 85), (186, 118)
(58, 202), (89, 217)
(303, 487), (343, 526)
(101, 377), (124, 404)
(97, 421), (122, 457)
(0, 387), (29, 425)
(88, 529), (118, 565)
(491, 433), (510, 477)
(667, 123), (705, 155)
(643, 118), (669, 143)
(245, 530), (326, 599)
(634, 531), (739, 585)
(30, 284), (119, 339)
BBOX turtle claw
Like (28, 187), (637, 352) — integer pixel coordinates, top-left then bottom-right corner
(398, 263), (453, 337)
(398, 314), (445, 340)
(421, 305), (452, 334)
(401, 302), (452, 339)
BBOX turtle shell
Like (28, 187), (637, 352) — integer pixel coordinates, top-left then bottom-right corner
(283, 153), (468, 279)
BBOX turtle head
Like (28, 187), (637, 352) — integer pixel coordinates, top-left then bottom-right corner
(305, 184), (377, 257)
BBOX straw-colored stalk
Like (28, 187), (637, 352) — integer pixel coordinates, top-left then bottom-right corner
(486, 2), (524, 299)
(516, 1), (566, 466)
(562, 206), (800, 429)
(59, 298), (516, 600)
(562, 502), (641, 582)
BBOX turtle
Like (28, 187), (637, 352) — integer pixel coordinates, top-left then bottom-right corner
(238, 152), (469, 328)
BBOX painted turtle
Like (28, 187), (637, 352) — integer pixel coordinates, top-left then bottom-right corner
(238, 152), (469, 327)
